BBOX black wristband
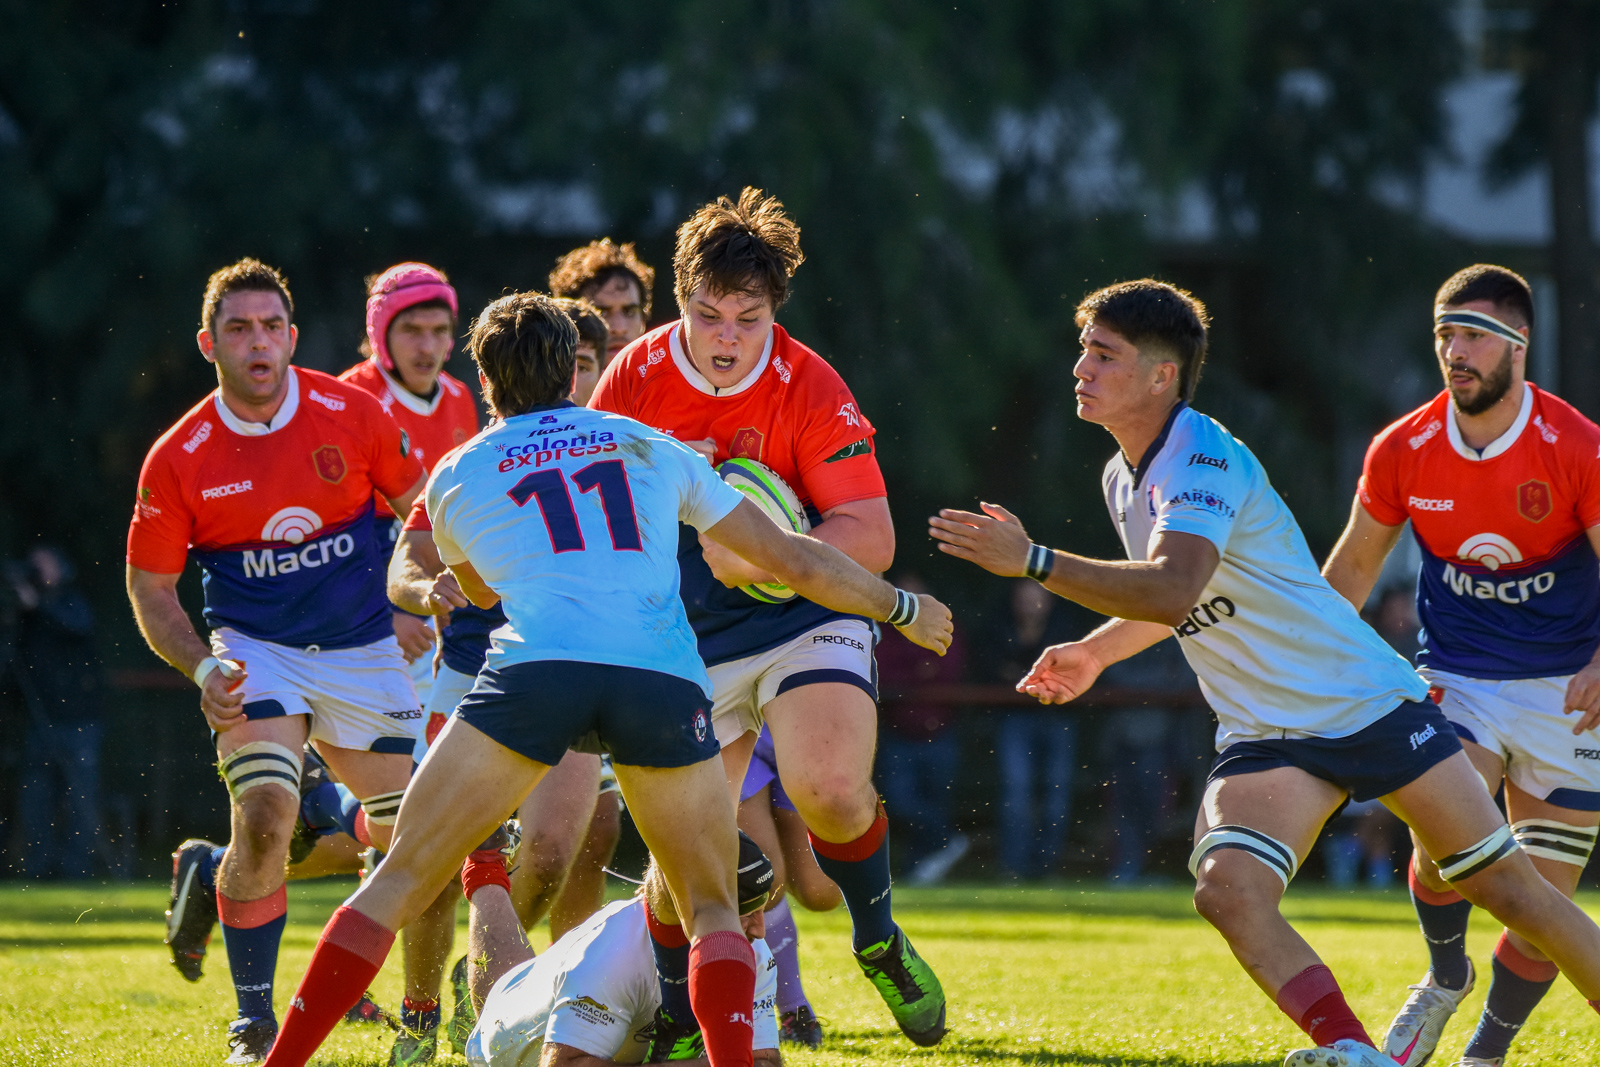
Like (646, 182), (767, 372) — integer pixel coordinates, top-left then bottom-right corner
(1025, 543), (1054, 582)
(886, 588), (919, 627)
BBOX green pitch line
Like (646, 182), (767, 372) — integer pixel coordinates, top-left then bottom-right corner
(1, 881), (1598, 1065)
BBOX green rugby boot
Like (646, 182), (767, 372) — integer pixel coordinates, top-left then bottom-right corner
(447, 955), (476, 1055)
(854, 927), (947, 1046)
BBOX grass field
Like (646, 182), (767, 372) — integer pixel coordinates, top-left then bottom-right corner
(2, 880), (1598, 1066)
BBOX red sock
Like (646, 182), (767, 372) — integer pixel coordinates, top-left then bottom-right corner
(262, 906), (395, 1067)
(1408, 861), (1465, 906)
(353, 809), (373, 849)
(460, 851), (511, 901)
(688, 930), (756, 1067)
(1275, 964), (1372, 1048)
(1495, 932), (1560, 982)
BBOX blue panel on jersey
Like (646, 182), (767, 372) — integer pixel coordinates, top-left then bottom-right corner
(675, 523), (866, 667)
(192, 503), (393, 650)
(440, 602), (505, 677)
(1415, 533), (1600, 679)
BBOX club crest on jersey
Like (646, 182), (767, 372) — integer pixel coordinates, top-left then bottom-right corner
(730, 427), (764, 460)
(692, 708), (708, 743)
(1518, 479), (1552, 523)
(313, 445), (347, 484)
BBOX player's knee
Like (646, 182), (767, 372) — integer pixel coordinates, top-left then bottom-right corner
(585, 799), (621, 854)
(1191, 875), (1254, 932)
(517, 834), (576, 890)
(233, 789), (297, 854)
(793, 877), (842, 912)
(788, 773), (871, 833)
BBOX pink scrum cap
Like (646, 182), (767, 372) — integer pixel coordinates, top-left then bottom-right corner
(365, 262), (459, 371)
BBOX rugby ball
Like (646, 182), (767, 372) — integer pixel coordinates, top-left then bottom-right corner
(718, 458), (811, 603)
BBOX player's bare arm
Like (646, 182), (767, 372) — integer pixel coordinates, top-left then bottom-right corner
(1564, 524), (1600, 734)
(704, 498), (952, 655)
(1320, 496), (1406, 609)
(702, 495), (894, 586)
(928, 501), (1218, 626)
(1017, 617), (1174, 705)
(387, 528), (471, 618)
(384, 471), (427, 521)
(447, 558), (501, 611)
(126, 564), (248, 731)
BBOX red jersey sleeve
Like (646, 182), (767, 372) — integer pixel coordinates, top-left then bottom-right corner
(588, 354), (635, 417)
(1573, 421), (1600, 530)
(791, 364), (887, 513)
(402, 492), (432, 533)
(126, 445), (195, 573)
(1357, 422), (1410, 527)
(359, 394), (426, 501)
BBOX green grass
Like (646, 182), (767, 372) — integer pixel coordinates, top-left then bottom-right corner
(2, 881), (1598, 1065)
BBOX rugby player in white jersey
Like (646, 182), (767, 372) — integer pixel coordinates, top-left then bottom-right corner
(929, 278), (1600, 1067)
(262, 291), (952, 1067)
(1324, 264), (1600, 1067)
(459, 834), (781, 1067)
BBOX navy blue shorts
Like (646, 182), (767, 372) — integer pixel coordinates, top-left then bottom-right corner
(1208, 700), (1462, 803)
(455, 660), (718, 770)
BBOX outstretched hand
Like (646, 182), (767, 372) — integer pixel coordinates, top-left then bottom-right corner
(928, 502), (1033, 576)
(898, 593), (954, 656)
(1017, 642), (1101, 705)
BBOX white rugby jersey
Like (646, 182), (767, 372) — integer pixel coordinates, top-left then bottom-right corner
(1102, 404), (1427, 749)
(465, 898), (778, 1067)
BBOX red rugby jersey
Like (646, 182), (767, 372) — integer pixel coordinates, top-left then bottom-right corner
(590, 321), (886, 665)
(1359, 383), (1600, 678)
(339, 358), (480, 516)
(127, 367), (424, 649)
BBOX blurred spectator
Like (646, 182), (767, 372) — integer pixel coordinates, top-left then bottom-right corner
(975, 579), (1089, 880)
(1324, 585), (1416, 887)
(1096, 639), (1196, 883)
(876, 574), (968, 885)
(6, 546), (107, 879)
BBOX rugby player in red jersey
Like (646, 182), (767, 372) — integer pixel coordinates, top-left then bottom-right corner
(127, 259), (426, 1063)
(590, 189), (947, 1049)
(1324, 264), (1600, 1067)
(550, 238), (654, 367)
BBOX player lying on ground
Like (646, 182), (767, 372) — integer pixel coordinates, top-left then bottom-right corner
(929, 278), (1600, 1067)
(460, 833), (782, 1067)
(1323, 263), (1600, 1067)
(592, 188), (948, 1050)
(261, 290), (951, 1067)
(129, 258), (427, 1064)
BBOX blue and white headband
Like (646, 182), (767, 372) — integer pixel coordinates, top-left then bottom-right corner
(1435, 308), (1529, 349)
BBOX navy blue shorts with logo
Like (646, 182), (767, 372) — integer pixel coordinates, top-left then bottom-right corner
(1208, 700), (1462, 803)
(455, 660), (718, 770)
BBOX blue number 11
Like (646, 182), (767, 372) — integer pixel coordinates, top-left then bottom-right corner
(507, 459), (642, 553)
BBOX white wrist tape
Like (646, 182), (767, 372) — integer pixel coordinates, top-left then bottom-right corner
(192, 657), (221, 688)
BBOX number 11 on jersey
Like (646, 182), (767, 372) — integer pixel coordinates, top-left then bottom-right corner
(507, 459), (642, 553)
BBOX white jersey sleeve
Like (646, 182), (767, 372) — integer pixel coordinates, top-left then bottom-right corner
(1147, 440), (1247, 553)
(752, 938), (779, 1051)
(664, 439), (746, 532)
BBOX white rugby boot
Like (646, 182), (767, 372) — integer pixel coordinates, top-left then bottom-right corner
(1381, 960), (1476, 1067)
(1449, 1058), (1502, 1067)
(1283, 1038), (1398, 1067)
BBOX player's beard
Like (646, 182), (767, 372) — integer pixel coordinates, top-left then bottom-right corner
(1449, 343), (1514, 416)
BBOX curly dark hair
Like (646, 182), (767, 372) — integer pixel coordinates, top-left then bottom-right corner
(673, 187), (804, 312)
(549, 239), (656, 318)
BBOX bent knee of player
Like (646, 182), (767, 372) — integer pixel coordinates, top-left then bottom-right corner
(1453, 853), (1549, 926)
(232, 790), (297, 857)
(792, 875), (843, 913)
(787, 774), (874, 835)
(1192, 860), (1281, 934)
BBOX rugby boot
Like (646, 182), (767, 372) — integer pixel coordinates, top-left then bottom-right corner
(1283, 1039), (1397, 1067)
(1382, 961), (1476, 1067)
(448, 954), (476, 1054)
(644, 1007), (704, 1062)
(223, 1016), (277, 1064)
(344, 991), (394, 1027)
(854, 926), (947, 1047)
(389, 999), (441, 1066)
(1449, 1059), (1502, 1067)
(165, 838), (220, 982)
(778, 1004), (824, 1048)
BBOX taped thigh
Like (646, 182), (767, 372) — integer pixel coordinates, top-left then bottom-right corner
(358, 788), (407, 827)
(1188, 824), (1300, 888)
(1511, 818), (1598, 867)
(219, 742), (302, 802)
(1436, 823), (1520, 882)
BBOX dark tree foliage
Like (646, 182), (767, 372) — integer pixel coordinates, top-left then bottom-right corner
(0, 0), (1460, 659)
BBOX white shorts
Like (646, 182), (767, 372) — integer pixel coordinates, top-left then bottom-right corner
(709, 619), (877, 746)
(1421, 667), (1600, 811)
(421, 663), (478, 762)
(406, 643), (435, 712)
(210, 627), (422, 755)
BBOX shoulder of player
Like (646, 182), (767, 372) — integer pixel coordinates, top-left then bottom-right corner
(610, 322), (678, 374)
(144, 391), (224, 468)
(295, 367), (391, 424)
(1159, 406), (1253, 478)
(1368, 392), (1449, 457)
(335, 357), (381, 391)
(1530, 384), (1600, 451)
(435, 369), (474, 401)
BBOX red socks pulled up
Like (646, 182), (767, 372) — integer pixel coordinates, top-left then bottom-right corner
(688, 930), (757, 1067)
(460, 850), (512, 902)
(262, 906), (396, 1067)
(1275, 964), (1372, 1049)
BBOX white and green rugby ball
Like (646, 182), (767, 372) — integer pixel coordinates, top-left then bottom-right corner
(718, 458), (811, 603)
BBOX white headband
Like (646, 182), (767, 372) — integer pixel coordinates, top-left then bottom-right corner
(1435, 309), (1529, 349)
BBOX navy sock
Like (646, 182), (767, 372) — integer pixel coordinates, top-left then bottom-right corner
(1465, 935), (1559, 1060)
(219, 886), (288, 1022)
(401, 996), (441, 1035)
(810, 805), (896, 953)
(297, 779), (360, 837)
(1409, 863), (1473, 990)
(198, 846), (226, 894)
(645, 905), (694, 1025)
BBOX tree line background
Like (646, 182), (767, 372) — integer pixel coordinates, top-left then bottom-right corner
(3, 0), (1598, 872)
